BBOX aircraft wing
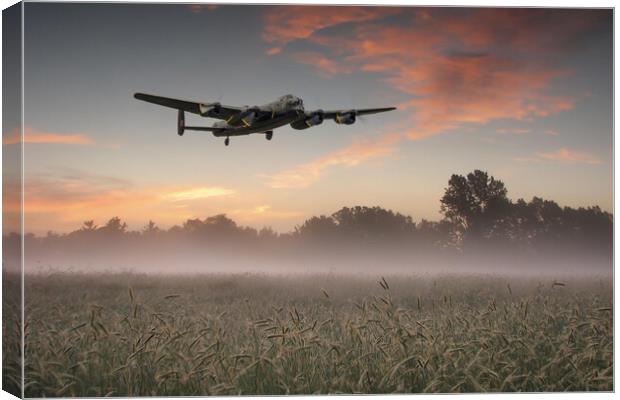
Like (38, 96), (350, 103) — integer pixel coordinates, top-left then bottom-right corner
(322, 107), (397, 119)
(134, 93), (242, 120)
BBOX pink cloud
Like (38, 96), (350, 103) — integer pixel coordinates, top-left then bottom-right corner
(266, 47), (282, 56)
(262, 132), (402, 189)
(262, 8), (604, 141)
(20, 170), (240, 232)
(3, 127), (95, 145)
(537, 148), (601, 165)
(229, 205), (304, 222)
(259, 8), (607, 187)
(496, 128), (531, 135)
(290, 52), (353, 77)
(262, 6), (396, 48)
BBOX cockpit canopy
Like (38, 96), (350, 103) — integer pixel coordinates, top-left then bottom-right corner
(280, 94), (304, 110)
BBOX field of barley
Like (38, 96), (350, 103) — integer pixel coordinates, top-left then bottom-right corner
(4, 272), (613, 396)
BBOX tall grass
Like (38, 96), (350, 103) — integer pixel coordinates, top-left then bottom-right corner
(12, 272), (613, 396)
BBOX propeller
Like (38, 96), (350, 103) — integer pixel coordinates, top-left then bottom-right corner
(346, 92), (367, 123)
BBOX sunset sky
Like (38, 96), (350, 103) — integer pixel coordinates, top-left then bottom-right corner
(9, 4), (613, 234)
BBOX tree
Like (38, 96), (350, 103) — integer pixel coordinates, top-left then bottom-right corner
(258, 227), (278, 240)
(142, 220), (160, 235)
(100, 217), (127, 235)
(180, 214), (255, 243)
(81, 220), (97, 231)
(331, 206), (415, 240)
(204, 214), (237, 232)
(295, 216), (337, 239)
(440, 170), (511, 246)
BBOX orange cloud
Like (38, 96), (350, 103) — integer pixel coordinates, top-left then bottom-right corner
(326, 33), (574, 140)
(537, 148), (602, 165)
(266, 47), (282, 56)
(496, 128), (531, 135)
(229, 205), (304, 222)
(262, 132), (402, 189)
(253, 8), (608, 189)
(161, 187), (235, 202)
(263, 8), (605, 140)
(20, 170), (240, 232)
(290, 52), (353, 77)
(4, 127), (95, 145)
(25, 183), (234, 214)
(262, 6), (396, 49)
(19, 169), (308, 233)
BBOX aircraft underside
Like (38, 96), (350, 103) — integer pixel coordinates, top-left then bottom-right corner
(182, 111), (299, 145)
(216, 130), (274, 146)
(211, 113), (299, 137)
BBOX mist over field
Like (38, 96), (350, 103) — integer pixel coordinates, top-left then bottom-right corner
(5, 170), (612, 278)
(8, 233), (613, 277)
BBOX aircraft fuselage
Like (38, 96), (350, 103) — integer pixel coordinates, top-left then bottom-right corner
(211, 111), (302, 137)
(210, 94), (305, 136)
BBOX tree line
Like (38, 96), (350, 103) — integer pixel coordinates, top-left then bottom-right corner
(10, 170), (612, 259)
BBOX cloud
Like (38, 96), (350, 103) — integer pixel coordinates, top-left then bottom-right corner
(19, 169), (307, 233)
(545, 129), (560, 136)
(4, 127), (95, 145)
(262, 132), (402, 189)
(21, 169), (239, 232)
(537, 148), (601, 165)
(266, 47), (282, 56)
(496, 128), (531, 135)
(262, 8), (606, 140)
(26, 177), (234, 212)
(25, 170), (135, 211)
(229, 205), (304, 221)
(262, 6), (396, 50)
(333, 26), (576, 140)
(256, 8), (608, 189)
(290, 52), (353, 77)
(161, 187), (235, 202)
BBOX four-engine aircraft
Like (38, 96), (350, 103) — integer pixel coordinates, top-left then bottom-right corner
(134, 93), (396, 146)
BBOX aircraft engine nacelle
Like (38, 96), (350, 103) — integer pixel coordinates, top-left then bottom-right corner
(239, 108), (259, 126)
(335, 112), (356, 125)
(290, 111), (324, 130)
(199, 102), (222, 117)
(306, 111), (324, 127)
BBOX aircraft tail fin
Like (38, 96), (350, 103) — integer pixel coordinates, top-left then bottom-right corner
(178, 110), (185, 136)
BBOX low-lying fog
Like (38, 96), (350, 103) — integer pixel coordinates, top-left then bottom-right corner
(6, 173), (612, 279)
(5, 236), (611, 279)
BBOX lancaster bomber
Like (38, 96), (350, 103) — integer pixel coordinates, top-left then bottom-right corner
(134, 93), (396, 146)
